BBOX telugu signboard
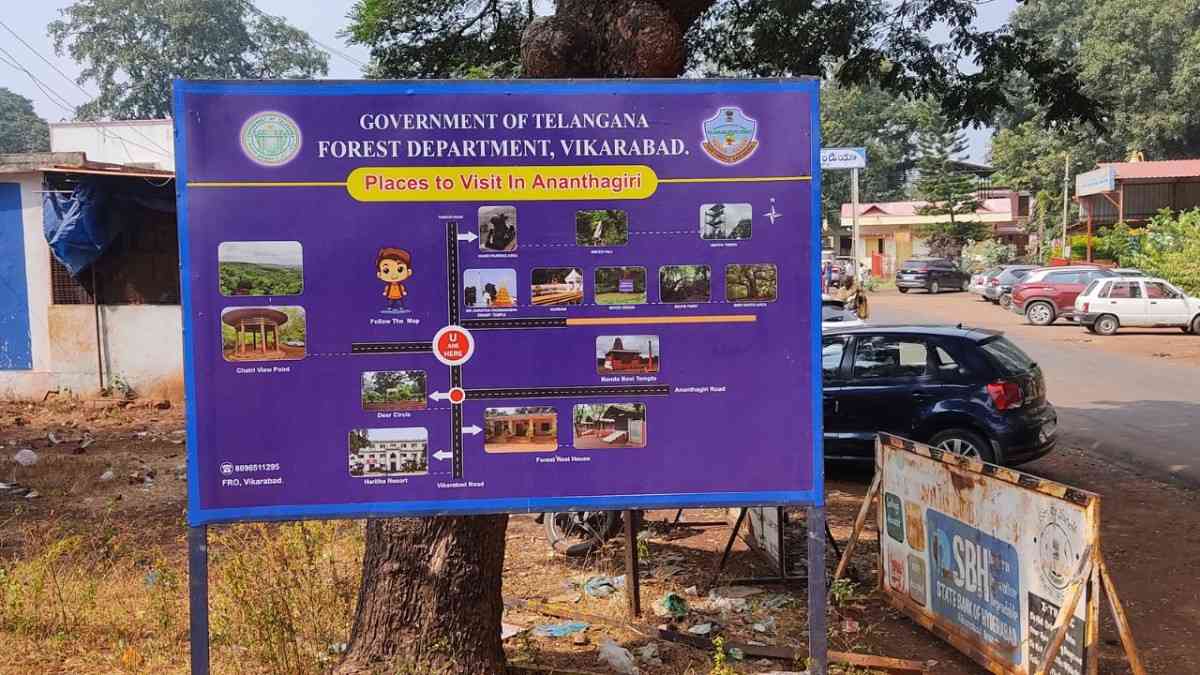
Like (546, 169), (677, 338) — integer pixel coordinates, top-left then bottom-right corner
(1075, 166), (1116, 197)
(174, 79), (823, 526)
(876, 434), (1100, 675)
(820, 147), (867, 170)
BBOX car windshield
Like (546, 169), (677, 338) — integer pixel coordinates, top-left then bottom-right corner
(1083, 280), (1101, 297)
(900, 261), (930, 271)
(997, 268), (1031, 283)
(980, 336), (1037, 376)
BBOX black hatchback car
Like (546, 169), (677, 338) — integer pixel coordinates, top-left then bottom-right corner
(822, 325), (1057, 465)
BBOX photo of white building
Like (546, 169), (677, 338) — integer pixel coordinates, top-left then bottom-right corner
(348, 427), (429, 477)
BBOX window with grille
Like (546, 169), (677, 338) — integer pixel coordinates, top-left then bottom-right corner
(49, 204), (179, 305)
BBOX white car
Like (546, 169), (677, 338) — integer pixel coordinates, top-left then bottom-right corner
(1074, 277), (1200, 335)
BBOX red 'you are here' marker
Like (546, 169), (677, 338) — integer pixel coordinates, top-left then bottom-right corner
(448, 387), (466, 404)
(432, 325), (475, 367)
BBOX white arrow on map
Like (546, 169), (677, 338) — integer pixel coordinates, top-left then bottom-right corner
(433, 449), (452, 461)
(461, 425), (482, 436)
(457, 231), (479, 242)
(430, 391), (450, 401)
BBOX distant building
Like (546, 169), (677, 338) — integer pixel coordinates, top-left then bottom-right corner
(1073, 159), (1200, 260)
(0, 145), (180, 400)
(839, 191), (1029, 276)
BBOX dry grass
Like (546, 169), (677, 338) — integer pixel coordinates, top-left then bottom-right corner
(0, 515), (363, 675)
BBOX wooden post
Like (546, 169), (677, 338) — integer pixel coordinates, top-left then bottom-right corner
(833, 471), (880, 583)
(1086, 499), (1100, 675)
(623, 510), (641, 617)
(1097, 553), (1148, 675)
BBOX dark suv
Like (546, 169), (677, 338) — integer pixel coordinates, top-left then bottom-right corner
(822, 325), (1057, 465)
(895, 258), (970, 294)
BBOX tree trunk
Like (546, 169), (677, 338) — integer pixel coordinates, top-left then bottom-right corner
(521, 0), (714, 77)
(336, 515), (509, 674)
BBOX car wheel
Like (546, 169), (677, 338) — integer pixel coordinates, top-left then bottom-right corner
(1085, 324), (1098, 334)
(1094, 314), (1120, 336)
(1191, 315), (1200, 334)
(1026, 301), (1056, 326)
(930, 280), (941, 294)
(898, 287), (909, 294)
(999, 294), (1012, 310)
(930, 429), (996, 464)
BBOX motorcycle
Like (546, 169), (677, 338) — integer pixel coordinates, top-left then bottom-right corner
(538, 510), (627, 556)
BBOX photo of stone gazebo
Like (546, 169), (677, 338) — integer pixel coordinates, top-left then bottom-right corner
(221, 306), (306, 361)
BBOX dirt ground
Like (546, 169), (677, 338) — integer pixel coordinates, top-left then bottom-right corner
(1, 398), (1198, 674)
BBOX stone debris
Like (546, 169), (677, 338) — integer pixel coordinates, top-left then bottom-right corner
(13, 448), (38, 466)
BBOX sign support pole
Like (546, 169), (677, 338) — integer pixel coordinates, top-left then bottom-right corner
(850, 167), (861, 274)
(188, 525), (211, 675)
(807, 506), (828, 675)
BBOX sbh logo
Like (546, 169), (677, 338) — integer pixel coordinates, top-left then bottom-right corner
(240, 111), (302, 167)
(701, 107), (759, 165)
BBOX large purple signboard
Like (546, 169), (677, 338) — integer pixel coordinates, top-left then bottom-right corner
(174, 79), (822, 525)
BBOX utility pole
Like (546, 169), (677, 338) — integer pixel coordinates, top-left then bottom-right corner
(1062, 153), (1070, 262)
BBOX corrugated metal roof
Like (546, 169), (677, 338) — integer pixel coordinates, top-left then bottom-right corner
(1099, 159), (1200, 181)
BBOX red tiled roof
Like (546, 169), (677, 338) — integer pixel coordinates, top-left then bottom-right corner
(1099, 159), (1200, 181)
(840, 197), (1011, 219)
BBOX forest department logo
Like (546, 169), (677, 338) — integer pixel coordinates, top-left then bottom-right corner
(240, 111), (301, 166)
(701, 106), (759, 165)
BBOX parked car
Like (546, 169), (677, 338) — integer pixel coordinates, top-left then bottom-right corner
(822, 325), (1057, 465)
(895, 258), (970, 294)
(1010, 265), (1119, 325)
(1073, 277), (1200, 335)
(984, 265), (1040, 307)
(822, 299), (865, 331)
(969, 267), (1002, 298)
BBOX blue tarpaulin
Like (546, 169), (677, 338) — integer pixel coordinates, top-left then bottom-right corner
(42, 175), (175, 276)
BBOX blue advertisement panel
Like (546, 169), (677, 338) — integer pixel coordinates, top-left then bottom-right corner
(927, 508), (1022, 664)
(174, 79), (823, 526)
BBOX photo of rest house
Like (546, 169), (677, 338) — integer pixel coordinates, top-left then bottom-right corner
(220, 306), (306, 361)
(348, 427), (429, 477)
(573, 403), (647, 449)
(483, 407), (557, 453)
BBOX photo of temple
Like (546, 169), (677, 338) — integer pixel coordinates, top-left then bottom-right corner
(595, 335), (659, 374)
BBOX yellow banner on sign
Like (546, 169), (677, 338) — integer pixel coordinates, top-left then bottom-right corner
(345, 165), (658, 202)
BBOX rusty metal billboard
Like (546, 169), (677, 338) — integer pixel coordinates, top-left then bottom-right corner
(875, 433), (1100, 675)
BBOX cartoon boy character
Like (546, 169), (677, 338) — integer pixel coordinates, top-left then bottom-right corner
(376, 247), (413, 311)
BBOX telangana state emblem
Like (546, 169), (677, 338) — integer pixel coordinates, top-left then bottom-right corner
(240, 111), (301, 167)
(701, 106), (759, 164)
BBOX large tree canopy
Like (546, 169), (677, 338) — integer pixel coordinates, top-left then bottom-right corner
(0, 88), (50, 154)
(49, 0), (330, 120)
(344, 0), (1102, 129)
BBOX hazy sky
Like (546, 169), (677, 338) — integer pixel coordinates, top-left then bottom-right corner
(366, 427), (428, 443)
(596, 335), (658, 359)
(1, 0), (1016, 161)
(218, 240), (303, 267)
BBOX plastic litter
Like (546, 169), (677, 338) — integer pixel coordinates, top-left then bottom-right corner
(752, 616), (777, 633)
(584, 574), (626, 598)
(597, 638), (639, 674)
(653, 592), (688, 618)
(13, 449), (38, 466)
(501, 622), (527, 640)
(687, 622), (713, 635)
(761, 593), (793, 609)
(533, 621), (589, 638)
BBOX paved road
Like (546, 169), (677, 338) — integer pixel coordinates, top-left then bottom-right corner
(869, 289), (1200, 485)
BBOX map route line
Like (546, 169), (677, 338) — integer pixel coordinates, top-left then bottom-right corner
(463, 385), (670, 400)
(461, 315), (756, 330)
(447, 220), (465, 478)
(350, 341), (433, 354)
